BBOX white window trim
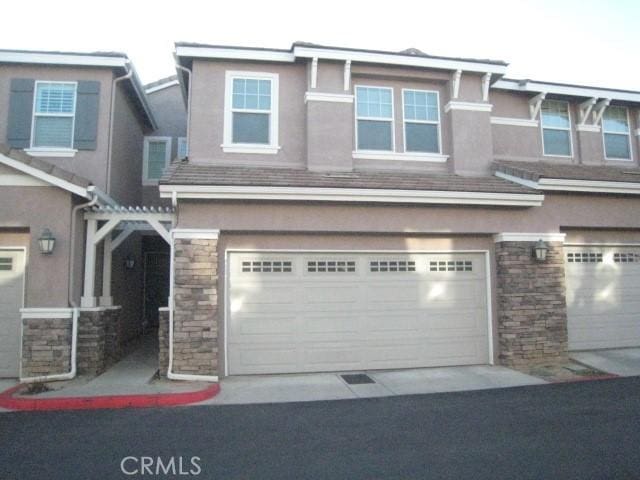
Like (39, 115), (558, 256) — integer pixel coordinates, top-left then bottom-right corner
(222, 71), (280, 154)
(354, 85), (395, 153)
(142, 136), (172, 186)
(30, 80), (78, 152)
(540, 99), (574, 158)
(177, 136), (188, 159)
(601, 106), (633, 162)
(401, 88), (442, 155)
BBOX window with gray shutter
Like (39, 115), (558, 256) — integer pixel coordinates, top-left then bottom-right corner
(7, 78), (35, 149)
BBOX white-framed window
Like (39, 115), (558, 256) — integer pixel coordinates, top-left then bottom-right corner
(541, 100), (572, 157)
(31, 81), (77, 149)
(177, 137), (188, 160)
(602, 106), (632, 160)
(402, 89), (441, 153)
(355, 86), (394, 151)
(142, 136), (171, 185)
(222, 71), (279, 154)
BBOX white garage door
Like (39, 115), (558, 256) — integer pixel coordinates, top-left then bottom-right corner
(566, 247), (640, 350)
(228, 252), (489, 375)
(0, 249), (25, 377)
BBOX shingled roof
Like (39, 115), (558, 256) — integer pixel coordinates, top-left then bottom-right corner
(0, 143), (92, 192)
(161, 162), (536, 195)
(493, 160), (640, 183)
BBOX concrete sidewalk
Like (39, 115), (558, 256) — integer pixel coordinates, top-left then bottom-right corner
(201, 365), (546, 405)
(571, 348), (640, 377)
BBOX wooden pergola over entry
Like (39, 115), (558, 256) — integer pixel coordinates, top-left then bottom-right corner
(81, 206), (175, 308)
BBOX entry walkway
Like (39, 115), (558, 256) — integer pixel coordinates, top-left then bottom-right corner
(571, 348), (640, 377)
(203, 365), (546, 405)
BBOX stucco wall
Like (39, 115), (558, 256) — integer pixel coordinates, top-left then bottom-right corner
(0, 186), (73, 306)
(0, 65), (113, 190)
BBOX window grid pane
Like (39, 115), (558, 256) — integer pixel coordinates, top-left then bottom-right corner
(232, 78), (271, 112)
(403, 90), (438, 122)
(603, 106), (629, 134)
(356, 87), (393, 119)
(33, 117), (74, 148)
(35, 83), (76, 114)
(604, 133), (630, 159)
(541, 100), (570, 129)
(146, 141), (168, 180)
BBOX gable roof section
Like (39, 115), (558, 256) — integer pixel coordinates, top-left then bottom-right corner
(0, 49), (156, 130)
(494, 161), (640, 195)
(174, 41), (508, 75)
(0, 144), (92, 198)
(159, 163), (543, 207)
(145, 75), (179, 94)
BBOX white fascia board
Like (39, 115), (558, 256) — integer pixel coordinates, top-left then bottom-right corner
(495, 170), (640, 194)
(493, 232), (566, 243)
(490, 117), (539, 127)
(493, 79), (640, 103)
(294, 46), (508, 75)
(159, 184), (543, 207)
(145, 80), (179, 94)
(0, 51), (127, 68)
(175, 46), (295, 63)
(0, 152), (90, 199)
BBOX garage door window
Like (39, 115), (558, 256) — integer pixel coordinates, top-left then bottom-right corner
(241, 260), (292, 273)
(0, 258), (12, 271)
(370, 260), (416, 272)
(307, 260), (356, 273)
(613, 253), (640, 263)
(429, 260), (472, 272)
(567, 252), (602, 263)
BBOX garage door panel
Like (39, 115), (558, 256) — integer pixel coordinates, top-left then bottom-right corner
(229, 313), (297, 337)
(566, 246), (640, 350)
(228, 252), (489, 375)
(0, 249), (25, 378)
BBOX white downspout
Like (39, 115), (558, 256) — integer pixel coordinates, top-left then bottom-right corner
(167, 229), (217, 382)
(20, 188), (99, 383)
(20, 308), (79, 383)
(105, 64), (133, 196)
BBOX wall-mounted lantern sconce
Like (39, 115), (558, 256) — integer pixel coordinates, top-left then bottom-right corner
(38, 228), (56, 255)
(124, 255), (136, 270)
(533, 239), (549, 262)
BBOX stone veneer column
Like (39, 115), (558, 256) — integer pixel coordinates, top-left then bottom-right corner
(77, 307), (122, 375)
(172, 234), (218, 376)
(158, 307), (169, 376)
(494, 234), (568, 366)
(21, 309), (74, 378)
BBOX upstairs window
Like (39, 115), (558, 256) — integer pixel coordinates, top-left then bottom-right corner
(403, 89), (440, 153)
(602, 106), (631, 160)
(177, 137), (188, 160)
(355, 86), (394, 151)
(223, 71), (279, 153)
(541, 100), (572, 157)
(143, 136), (171, 185)
(31, 82), (77, 149)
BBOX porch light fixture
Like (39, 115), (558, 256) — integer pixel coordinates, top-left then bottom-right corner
(124, 255), (136, 270)
(37, 228), (56, 255)
(533, 239), (549, 262)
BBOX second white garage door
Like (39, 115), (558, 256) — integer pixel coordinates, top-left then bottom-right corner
(0, 249), (25, 378)
(227, 252), (490, 375)
(566, 246), (640, 350)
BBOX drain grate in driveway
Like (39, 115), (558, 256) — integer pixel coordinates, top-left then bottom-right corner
(341, 374), (375, 385)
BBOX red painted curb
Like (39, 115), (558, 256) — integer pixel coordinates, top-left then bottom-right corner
(0, 383), (220, 411)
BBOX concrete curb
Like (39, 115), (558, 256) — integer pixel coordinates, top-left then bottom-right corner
(0, 383), (220, 411)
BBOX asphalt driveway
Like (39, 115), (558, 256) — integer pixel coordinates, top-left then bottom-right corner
(1, 377), (639, 479)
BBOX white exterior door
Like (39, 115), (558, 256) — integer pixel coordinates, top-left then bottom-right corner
(227, 252), (490, 375)
(566, 247), (640, 350)
(0, 249), (25, 377)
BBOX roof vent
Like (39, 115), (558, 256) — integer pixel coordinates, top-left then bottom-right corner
(399, 47), (427, 56)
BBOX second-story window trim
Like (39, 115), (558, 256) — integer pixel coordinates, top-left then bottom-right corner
(602, 105), (632, 161)
(27, 81), (78, 156)
(142, 136), (171, 185)
(540, 99), (573, 158)
(402, 88), (442, 154)
(355, 85), (395, 152)
(222, 71), (280, 155)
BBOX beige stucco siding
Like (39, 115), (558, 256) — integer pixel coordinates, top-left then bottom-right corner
(0, 65), (113, 190)
(189, 60), (306, 168)
(0, 186), (74, 307)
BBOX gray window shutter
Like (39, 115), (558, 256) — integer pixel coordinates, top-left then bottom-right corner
(7, 78), (35, 149)
(73, 81), (100, 150)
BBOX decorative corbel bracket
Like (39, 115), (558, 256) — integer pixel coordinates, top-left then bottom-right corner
(528, 92), (546, 120)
